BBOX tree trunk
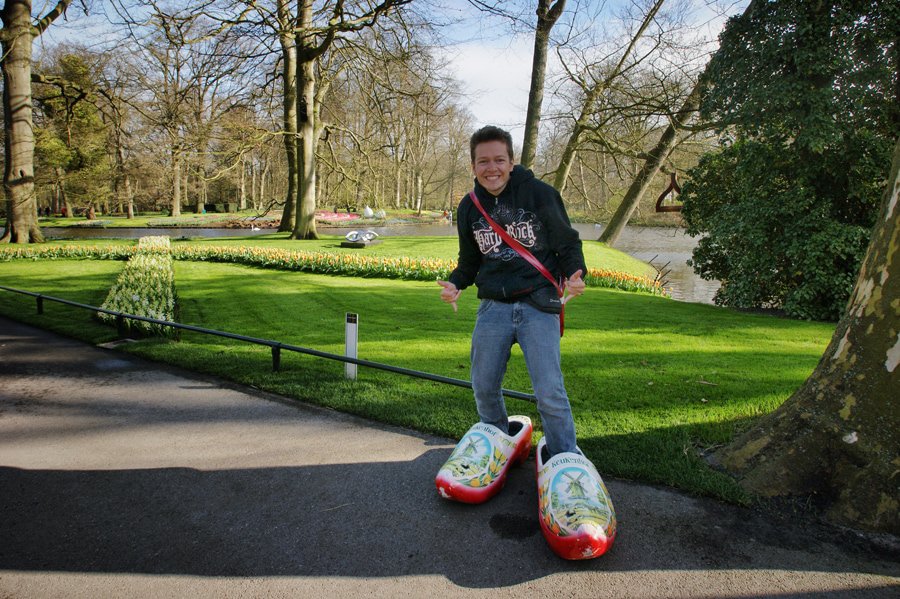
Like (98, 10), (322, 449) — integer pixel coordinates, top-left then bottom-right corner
(393, 158), (402, 208)
(259, 158), (269, 211)
(250, 159), (257, 209)
(414, 170), (423, 214)
(291, 48), (319, 239)
(520, 0), (565, 170)
(114, 143), (134, 219)
(239, 155), (247, 210)
(183, 169), (190, 211)
(197, 171), (207, 214)
(124, 172), (134, 219)
(56, 167), (72, 219)
(0, 1), (42, 243)
(712, 137), (900, 534)
(599, 81), (702, 245)
(277, 0), (297, 232)
(171, 146), (182, 217)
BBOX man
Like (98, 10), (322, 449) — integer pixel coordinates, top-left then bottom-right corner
(434, 125), (616, 560)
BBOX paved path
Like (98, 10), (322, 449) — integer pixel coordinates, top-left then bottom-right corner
(1, 317), (897, 598)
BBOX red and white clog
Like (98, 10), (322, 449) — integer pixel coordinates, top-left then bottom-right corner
(435, 416), (532, 504)
(535, 437), (616, 559)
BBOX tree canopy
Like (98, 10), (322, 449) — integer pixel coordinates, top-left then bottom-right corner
(681, 0), (899, 320)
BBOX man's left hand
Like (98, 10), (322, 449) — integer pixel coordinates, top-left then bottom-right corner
(562, 269), (585, 305)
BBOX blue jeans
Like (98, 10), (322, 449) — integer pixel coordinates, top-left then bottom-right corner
(470, 299), (578, 456)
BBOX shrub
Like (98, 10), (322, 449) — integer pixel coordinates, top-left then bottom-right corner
(682, 140), (878, 321)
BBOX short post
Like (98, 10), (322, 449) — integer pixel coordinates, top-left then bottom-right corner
(272, 344), (281, 372)
(345, 312), (358, 380)
(36, 295), (43, 315)
(116, 314), (127, 338)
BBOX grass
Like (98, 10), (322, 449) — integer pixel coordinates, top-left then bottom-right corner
(0, 245), (835, 505)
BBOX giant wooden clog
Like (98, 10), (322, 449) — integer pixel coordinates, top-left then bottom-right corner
(535, 437), (616, 559)
(435, 416), (532, 504)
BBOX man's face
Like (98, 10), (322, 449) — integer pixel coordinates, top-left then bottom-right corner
(472, 140), (514, 196)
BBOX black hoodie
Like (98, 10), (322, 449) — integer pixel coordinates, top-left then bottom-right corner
(448, 165), (586, 301)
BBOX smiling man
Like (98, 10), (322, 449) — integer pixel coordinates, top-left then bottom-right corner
(435, 126), (615, 560)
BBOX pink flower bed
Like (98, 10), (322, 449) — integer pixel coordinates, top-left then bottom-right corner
(316, 211), (360, 222)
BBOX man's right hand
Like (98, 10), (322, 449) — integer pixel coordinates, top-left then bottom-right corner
(437, 280), (461, 312)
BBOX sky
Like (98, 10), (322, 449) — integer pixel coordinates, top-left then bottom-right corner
(442, 35), (536, 137)
(437, 0), (747, 143)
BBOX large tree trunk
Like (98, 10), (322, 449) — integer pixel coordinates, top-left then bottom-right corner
(712, 138), (900, 534)
(598, 81), (702, 245)
(0, 1), (42, 243)
(290, 0), (319, 239)
(277, 0), (297, 232)
(520, 0), (565, 170)
(291, 54), (319, 240)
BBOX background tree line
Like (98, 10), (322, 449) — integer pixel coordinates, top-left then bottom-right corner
(3, 0), (720, 229)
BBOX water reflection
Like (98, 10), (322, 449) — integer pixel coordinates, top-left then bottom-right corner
(41, 223), (719, 304)
(589, 225), (720, 305)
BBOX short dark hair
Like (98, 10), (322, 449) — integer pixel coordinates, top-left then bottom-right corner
(470, 126), (514, 163)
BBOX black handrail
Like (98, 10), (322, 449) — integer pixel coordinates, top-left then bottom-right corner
(0, 285), (537, 402)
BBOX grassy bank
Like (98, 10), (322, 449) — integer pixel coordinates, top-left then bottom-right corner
(0, 247), (834, 504)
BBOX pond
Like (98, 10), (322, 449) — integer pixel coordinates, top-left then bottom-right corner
(42, 223), (719, 305)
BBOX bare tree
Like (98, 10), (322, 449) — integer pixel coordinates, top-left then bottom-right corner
(97, 52), (139, 219)
(285, 0), (414, 239)
(598, 0), (762, 246)
(464, 0), (567, 170)
(109, 2), (253, 217)
(598, 79), (701, 245)
(520, 0), (565, 169)
(1, 0), (78, 243)
(551, 0), (667, 192)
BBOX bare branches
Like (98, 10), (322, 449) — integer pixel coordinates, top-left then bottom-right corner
(33, 0), (80, 37)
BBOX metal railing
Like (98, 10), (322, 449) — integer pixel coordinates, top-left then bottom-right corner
(0, 285), (537, 402)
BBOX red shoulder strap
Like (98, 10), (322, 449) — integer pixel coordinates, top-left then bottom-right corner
(468, 190), (565, 336)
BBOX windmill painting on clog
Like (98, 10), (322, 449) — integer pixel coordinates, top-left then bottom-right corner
(536, 438), (616, 559)
(435, 416), (532, 504)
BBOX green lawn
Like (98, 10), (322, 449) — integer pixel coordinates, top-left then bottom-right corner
(0, 248), (834, 505)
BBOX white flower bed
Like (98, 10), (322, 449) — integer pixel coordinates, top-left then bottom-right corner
(98, 236), (177, 337)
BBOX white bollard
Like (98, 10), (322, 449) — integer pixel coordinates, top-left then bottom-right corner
(345, 312), (358, 380)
